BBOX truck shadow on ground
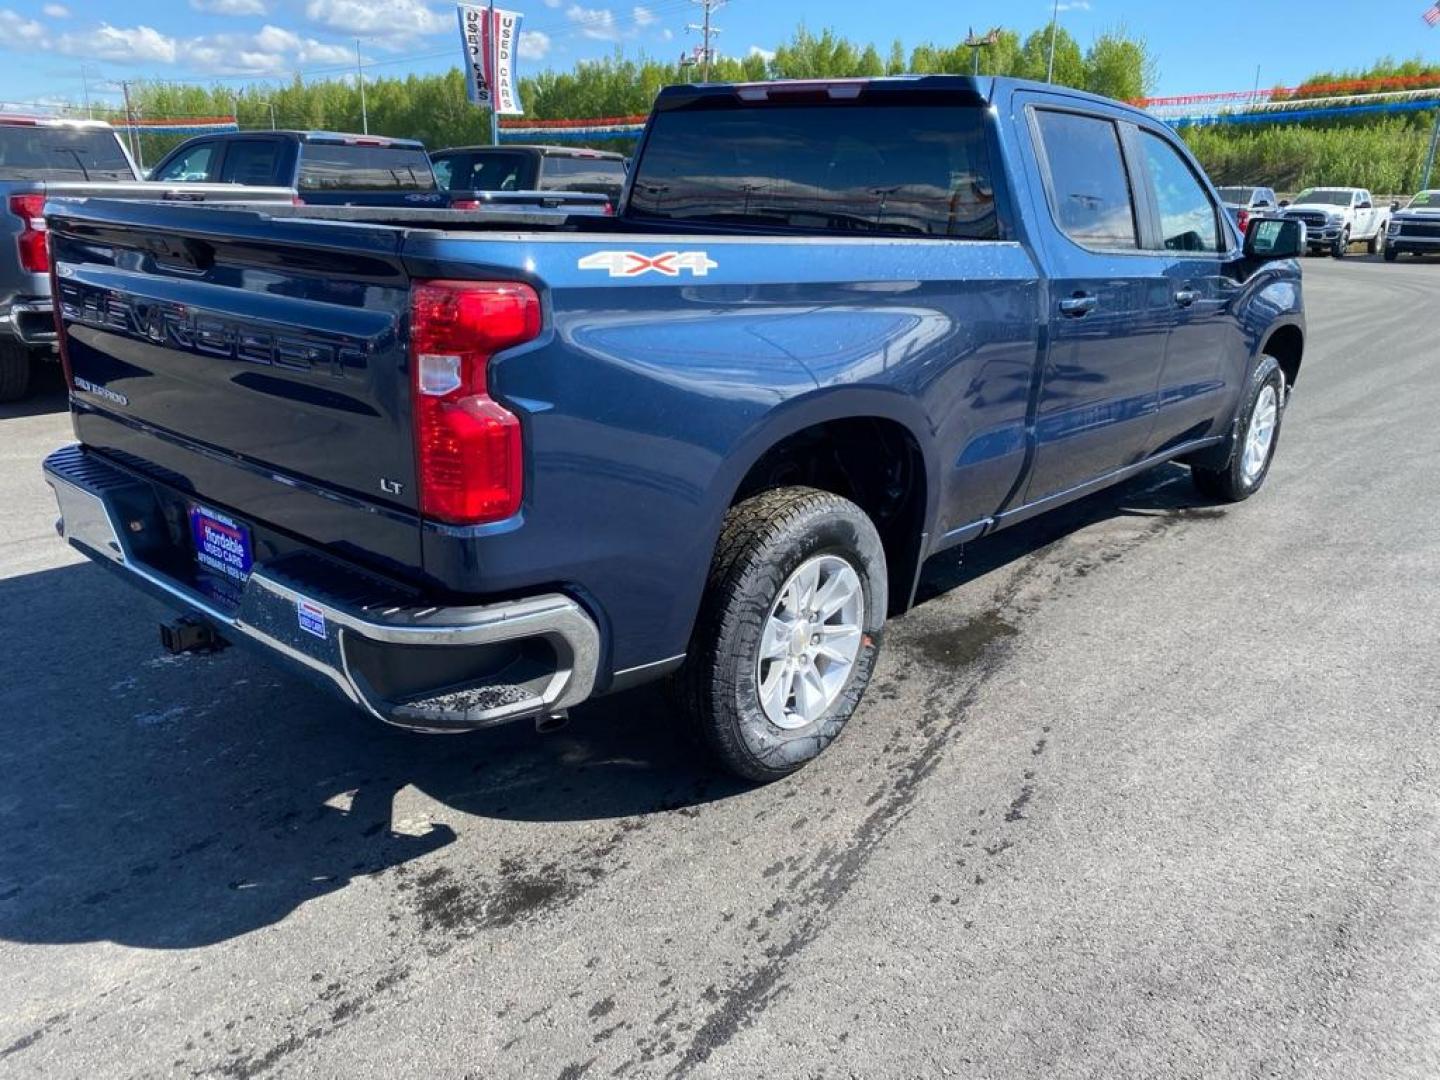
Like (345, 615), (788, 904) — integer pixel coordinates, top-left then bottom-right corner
(0, 361), (67, 420)
(0, 463), (1214, 949)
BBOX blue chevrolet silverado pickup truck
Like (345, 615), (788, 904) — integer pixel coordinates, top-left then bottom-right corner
(42, 76), (1306, 781)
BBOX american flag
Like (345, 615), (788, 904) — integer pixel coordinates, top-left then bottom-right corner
(1426, 2), (1440, 26)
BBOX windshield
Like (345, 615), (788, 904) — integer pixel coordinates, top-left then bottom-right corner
(298, 144), (436, 192)
(628, 102), (998, 238)
(0, 125), (134, 181)
(1409, 191), (1440, 208)
(1215, 186), (1254, 205)
(1293, 189), (1354, 206)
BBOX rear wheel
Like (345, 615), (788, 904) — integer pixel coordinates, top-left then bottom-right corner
(677, 486), (887, 782)
(0, 339), (33, 403)
(1192, 357), (1285, 503)
(1367, 227), (1383, 255)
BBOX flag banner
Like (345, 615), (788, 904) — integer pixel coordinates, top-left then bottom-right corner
(1426, 2), (1440, 26)
(457, 4), (525, 115)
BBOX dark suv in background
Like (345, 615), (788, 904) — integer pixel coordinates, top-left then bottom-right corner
(430, 144), (627, 204)
(148, 130), (444, 207)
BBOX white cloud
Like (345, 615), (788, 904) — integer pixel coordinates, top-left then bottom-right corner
(660, 26), (672, 40)
(1056, 1), (1091, 10)
(566, 4), (620, 42)
(3, 14), (354, 79)
(254, 23), (301, 52)
(56, 23), (178, 63)
(517, 29), (550, 61)
(632, 4), (655, 27)
(748, 45), (775, 61)
(0, 9), (46, 42)
(190, 0), (268, 13)
(41, 3), (69, 17)
(182, 27), (357, 76)
(304, 0), (447, 37)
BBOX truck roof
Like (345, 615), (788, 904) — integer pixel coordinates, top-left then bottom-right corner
(0, 114), (116, 131)
(192, 129), (426, 149)
(433, 144), (625, 160)
(654, 74), (1157, 122)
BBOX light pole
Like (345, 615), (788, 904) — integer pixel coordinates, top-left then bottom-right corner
(355, 38), (368, 134)
(80, 64), (98, 120)
(257, 99), (276, 130)
(1046, 0), (1060, 83)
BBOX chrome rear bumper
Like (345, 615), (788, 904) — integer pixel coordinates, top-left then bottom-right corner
(3, 300), (56, 347)
(43, 444), (601, 732)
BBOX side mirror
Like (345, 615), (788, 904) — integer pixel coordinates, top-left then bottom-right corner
(1392, 200), (1402, 212)
(1278, 199), (1290, 208)
(1245, 217), (1304, 261)
(1357, 201), (1372, 210)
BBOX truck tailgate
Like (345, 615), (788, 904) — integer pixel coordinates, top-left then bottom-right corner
(48, 199), (423, 576)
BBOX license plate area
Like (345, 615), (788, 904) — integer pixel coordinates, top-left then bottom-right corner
(189, 504), (253, 585)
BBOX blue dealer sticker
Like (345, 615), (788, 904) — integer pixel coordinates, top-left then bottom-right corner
(297, 600), (328, 640)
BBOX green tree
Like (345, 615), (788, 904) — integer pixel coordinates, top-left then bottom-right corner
(1085, 29), (1156, 101)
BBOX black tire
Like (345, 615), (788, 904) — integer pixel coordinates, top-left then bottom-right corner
(1383, 245), (1400, 262)
(0, 339), (32, 403)
(677, 486), (887, 783)
(1331, 229), (1349, 259)
(1366, 229), (1382, 255)
(1192, 356), (1286, 503)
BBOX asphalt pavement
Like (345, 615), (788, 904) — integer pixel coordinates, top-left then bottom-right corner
(2, 255), (1439, 1079)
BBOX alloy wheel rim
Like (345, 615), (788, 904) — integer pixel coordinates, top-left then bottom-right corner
(1241, 384), (1278, 484)
(755, 554), (865, 731)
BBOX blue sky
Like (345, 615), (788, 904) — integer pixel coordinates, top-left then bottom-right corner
(4, 0), (1439, 113)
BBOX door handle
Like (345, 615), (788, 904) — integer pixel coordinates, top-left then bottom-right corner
(1174, 288), (1200, 307)
(1059, 294), (1098, 317)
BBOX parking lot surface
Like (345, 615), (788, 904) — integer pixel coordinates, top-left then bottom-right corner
(2, 256), (1438, 1079)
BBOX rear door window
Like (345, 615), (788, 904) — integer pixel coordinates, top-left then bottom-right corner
(298, 144), (436, 192)
(218, 139), (283, 185)
(1033, 110), (1138, 249)
(1137, 130), (1221, 253)
(154, 141), (220, 183)
(627, 103), (998, 238)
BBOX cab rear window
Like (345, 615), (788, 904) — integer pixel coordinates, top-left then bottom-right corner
(627, 103), (997, 238)
(298, 144), (436, 192)
(0, 126), (133, 181)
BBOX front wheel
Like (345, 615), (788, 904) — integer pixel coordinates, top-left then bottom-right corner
(1332, 229), (1350, 259)
(1383, 245), (1400, 262)
(1192, 358), (1285, 503)
(677, 486), (887, 782)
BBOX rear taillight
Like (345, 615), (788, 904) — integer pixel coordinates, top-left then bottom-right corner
(291, 195), (306, 206)
(409, 280), (540, 524)
(10, 193), (48, 273)
(602, 201), (614, 216)
(1236, 208), (1250, 234)
(451, 198), (480, 211)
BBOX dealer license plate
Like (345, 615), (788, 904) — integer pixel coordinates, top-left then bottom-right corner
(189, 505), (253, 583)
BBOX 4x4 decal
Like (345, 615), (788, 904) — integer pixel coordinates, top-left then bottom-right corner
(577, 251), (718, 277)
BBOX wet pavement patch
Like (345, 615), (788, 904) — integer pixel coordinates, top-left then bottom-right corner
(910, 610), (1018, 670)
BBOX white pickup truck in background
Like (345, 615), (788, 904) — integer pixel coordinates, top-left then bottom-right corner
(1280, 186), (1390, 258)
